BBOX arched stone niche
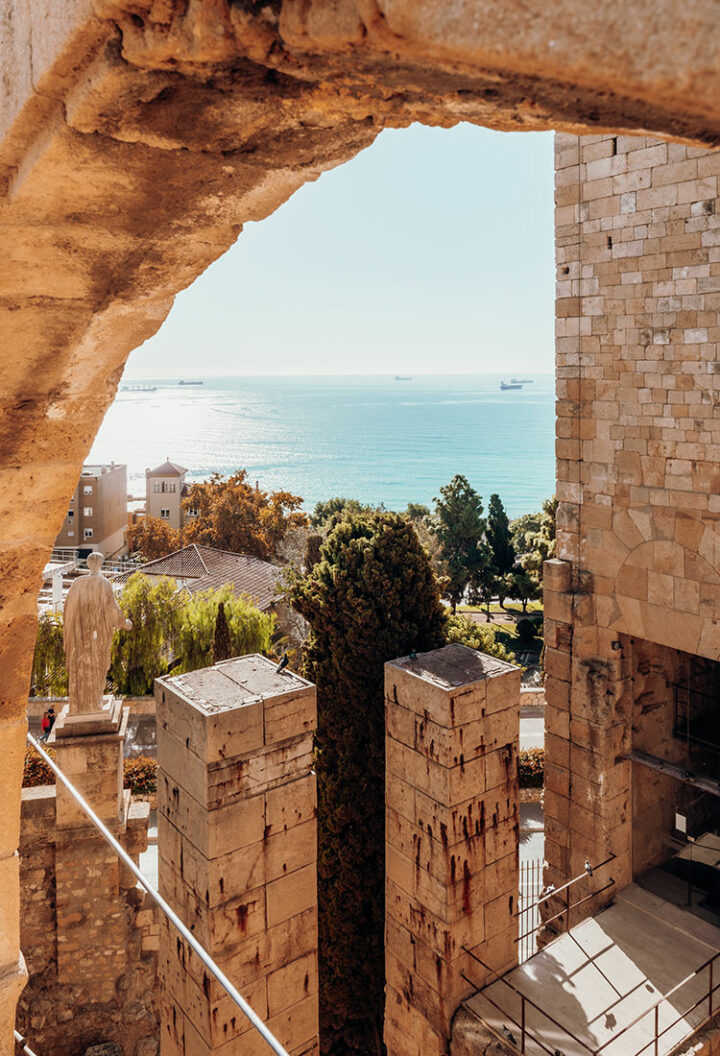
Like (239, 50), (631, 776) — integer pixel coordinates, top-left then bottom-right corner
(602, 508), (720, 660)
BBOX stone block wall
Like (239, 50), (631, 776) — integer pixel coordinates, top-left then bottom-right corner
(156, 655), (318, 1056)
(384, 644), (520, 1056)
(547, 132), (720, 915)
(16, 785), (159, 1056)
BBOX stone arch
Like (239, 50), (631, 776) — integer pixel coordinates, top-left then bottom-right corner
(7, 0), (720, 1045)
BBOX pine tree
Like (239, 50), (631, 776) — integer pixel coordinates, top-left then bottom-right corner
(432, 474), (490, 613)
(286, 512), (446, 1056)
(212, 599), (233, 663)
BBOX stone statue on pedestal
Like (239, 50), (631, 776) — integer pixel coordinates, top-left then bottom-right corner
(63, 551), (132, 716)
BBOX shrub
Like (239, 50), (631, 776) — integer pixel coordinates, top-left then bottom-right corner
(516, 617), (538, 645)
(445, 613), (517, 664)
(519, 747), (544, 788)
(23, 746), (55, 787)
(123, 756), (158, 795)
(22, 747), (159, 795)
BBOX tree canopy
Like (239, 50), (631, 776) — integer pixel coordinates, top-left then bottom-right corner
(309, 496), (374, 530)
(128, 516), (182, 561)
(286, 512), (446, 1056)
(182, 470), (307, 560)
(486, 493), (515, 575)
(432, 474), (490, 613)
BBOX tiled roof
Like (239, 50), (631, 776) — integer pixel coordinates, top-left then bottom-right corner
(116, 544), (281, 611)
(146, 460), (188, 478)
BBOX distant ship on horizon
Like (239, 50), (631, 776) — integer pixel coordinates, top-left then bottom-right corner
(500, 381), (523, 391)
(394, 375), (412, 381)
(179, 379), (204, 385)
(511, 378), (533, 384)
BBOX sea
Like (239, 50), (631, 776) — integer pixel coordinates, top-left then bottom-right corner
(88, 374), (555, 518)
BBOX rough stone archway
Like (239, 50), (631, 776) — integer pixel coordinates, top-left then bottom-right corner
(5, 0), (720, 1049)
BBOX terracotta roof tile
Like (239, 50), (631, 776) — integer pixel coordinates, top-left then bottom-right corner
(117, 544), (281, 611)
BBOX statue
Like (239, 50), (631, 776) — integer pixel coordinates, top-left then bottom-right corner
(63, 551), (132, 716)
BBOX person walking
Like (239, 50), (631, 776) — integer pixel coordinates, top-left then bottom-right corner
(39, 711), (51, 742)
(46, 706), (56, 735)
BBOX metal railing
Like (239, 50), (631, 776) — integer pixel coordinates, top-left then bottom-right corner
(461, 853), (720, 1056)
(518, 858), (543, 963)
(24, 733), (290, 1056)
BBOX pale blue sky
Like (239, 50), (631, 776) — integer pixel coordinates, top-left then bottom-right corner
(126, 124), (554, 377)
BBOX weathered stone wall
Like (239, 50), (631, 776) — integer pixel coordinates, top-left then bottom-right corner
(384, 645), (520, 1056)
(16, 785), (160, 1056)
(545, 133), (720, 913)
(156, 656), (318, 1056)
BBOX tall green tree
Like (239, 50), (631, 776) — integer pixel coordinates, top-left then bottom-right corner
(522, 496), (558, 583)
(486, 494), (515, 575)
(31, 612), (68, 696)
(432, 474), (490, 613)
(110, 573), (182, 694)
(286, 513), (446, 1056)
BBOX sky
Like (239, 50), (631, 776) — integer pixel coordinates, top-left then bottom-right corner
(125, 124), (555, 378)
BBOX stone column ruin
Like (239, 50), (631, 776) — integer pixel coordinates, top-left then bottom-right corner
(156, 655), (318, 1056)
(384, 643), (521, 1056)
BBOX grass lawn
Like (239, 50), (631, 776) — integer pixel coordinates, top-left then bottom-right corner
(458, 599), (543, 616)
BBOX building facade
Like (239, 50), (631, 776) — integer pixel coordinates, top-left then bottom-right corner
(145, 460), (188, 531)
(55, 463), (127, 558)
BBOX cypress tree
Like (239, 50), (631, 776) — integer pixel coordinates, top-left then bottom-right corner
(286, 512), (446, 1056)
(486, 493), (515, 575)
(212, 599), (233, 663)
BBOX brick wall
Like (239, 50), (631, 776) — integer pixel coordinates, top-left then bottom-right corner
(546, 133), (720, 910)
(16, 786), (160, 1056)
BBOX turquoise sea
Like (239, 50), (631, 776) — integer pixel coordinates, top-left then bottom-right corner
(89, 374), (555, 518)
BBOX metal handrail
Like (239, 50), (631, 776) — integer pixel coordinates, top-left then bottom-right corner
(514, 853), (616, 948)
(25, 733), (290, 1056)
(461, 851), (720, 1056)
(14, 1031), (39, 1056)
(463, 942), (720, 1056)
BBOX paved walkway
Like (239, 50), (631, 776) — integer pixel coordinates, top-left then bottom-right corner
(464, 884), (720, 1056)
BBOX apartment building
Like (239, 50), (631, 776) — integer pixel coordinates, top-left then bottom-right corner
(55, 462), (128, 558)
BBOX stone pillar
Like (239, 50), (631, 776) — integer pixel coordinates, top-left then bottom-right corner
(384, 643), (521, 1056)
(156, 655), (318, 1056)
(543, 558), (632, 923)
(51, 697), (131, 1000)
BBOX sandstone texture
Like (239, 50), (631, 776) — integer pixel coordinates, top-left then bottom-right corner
(16, 782), (159, 1056)
(384, 645), (520, 1056)
(545, 132), (720, 931)
(156, 656), (318, 1056)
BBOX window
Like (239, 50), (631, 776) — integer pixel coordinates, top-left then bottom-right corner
(83, 485), (93, 495)
(67, 530), (74, 538)
(153, 482), (161, 493)
(187, 508), (199, 518)
(83, 507), (93, 517)
(67, 510), (74, 521)
(168, 482), (176, 493)
(83, 528), (93, 539)
(160, 481), (176, 493)
(160, 509), (170, 520)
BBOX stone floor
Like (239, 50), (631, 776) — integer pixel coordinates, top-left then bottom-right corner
(463, 884), (720, 1056)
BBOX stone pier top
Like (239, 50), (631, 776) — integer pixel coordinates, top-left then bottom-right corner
(387, 643), (518, 689)
(158, 653), (312, 712)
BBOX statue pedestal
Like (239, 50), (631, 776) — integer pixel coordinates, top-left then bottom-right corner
(50, 697), (132, 997)
(51, 696), (127, 828)
(53, 694), (123, 739)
